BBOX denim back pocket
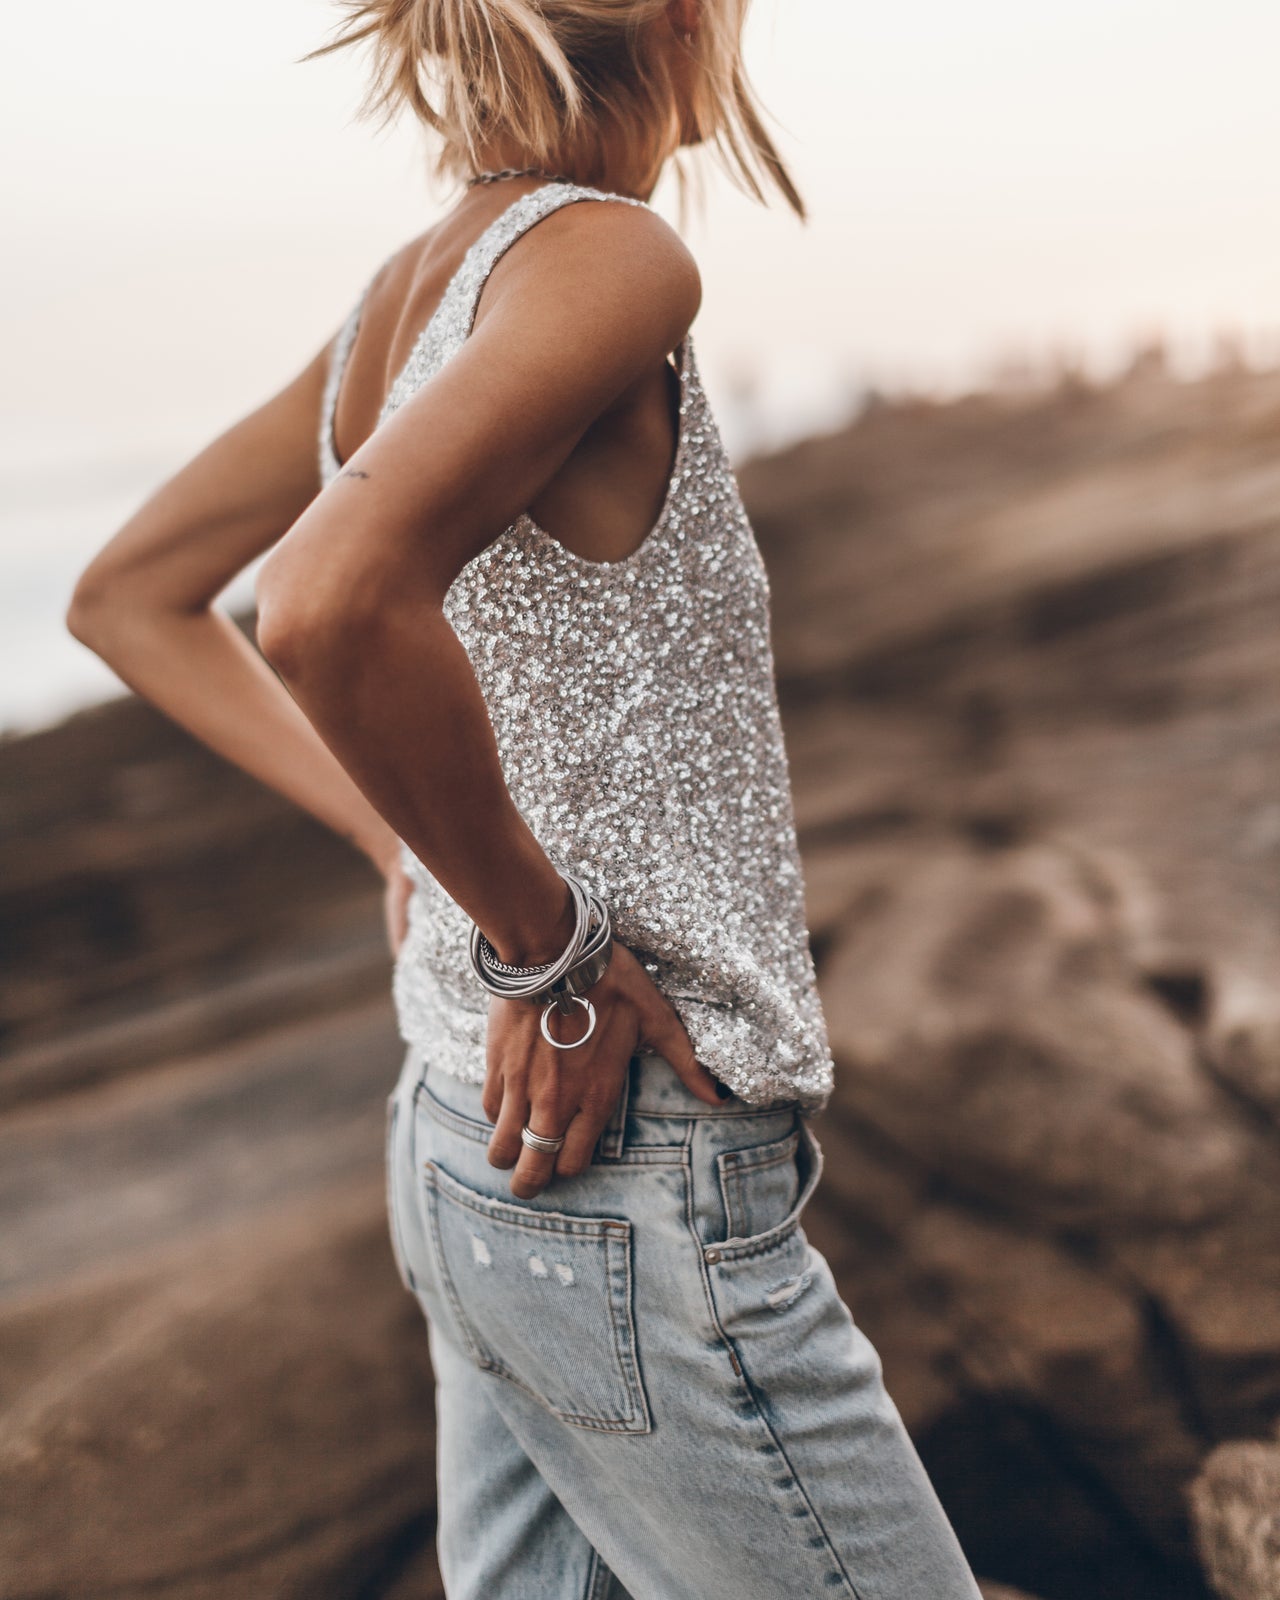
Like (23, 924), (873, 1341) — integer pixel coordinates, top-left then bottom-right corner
(423, 1161), (651, 1434)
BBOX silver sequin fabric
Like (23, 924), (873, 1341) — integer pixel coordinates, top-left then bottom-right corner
(319, 183), (835, 1110)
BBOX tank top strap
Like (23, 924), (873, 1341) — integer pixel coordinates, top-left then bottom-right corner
(443, 182), (649, 355)
(377, 182), (650, 425)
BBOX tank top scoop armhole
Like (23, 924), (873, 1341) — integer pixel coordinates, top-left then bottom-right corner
(457, 185), (695, 570)
(319, 284), (371, 482)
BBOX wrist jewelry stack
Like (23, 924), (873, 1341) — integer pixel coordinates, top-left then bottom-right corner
(468, 870), (613, 1052)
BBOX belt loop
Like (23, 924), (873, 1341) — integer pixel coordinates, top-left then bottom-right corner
(597, 1053), (635, 1160)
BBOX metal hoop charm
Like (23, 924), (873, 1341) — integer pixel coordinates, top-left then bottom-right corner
(539, 995), (597, 1050)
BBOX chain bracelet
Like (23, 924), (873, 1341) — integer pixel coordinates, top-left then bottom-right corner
(468, 871), (612, 1007)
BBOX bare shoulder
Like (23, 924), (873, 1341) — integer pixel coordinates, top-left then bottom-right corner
(480, 197), (702, 355)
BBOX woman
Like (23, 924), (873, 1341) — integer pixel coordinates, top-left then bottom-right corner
(67, 2), (983, 1595)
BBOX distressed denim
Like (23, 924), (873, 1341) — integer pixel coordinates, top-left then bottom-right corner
(385, 1044), (983, 1600)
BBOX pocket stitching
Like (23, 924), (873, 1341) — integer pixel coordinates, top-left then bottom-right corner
(715, 1127), (802, 1244)
(724, 1140), (800, 1177)
(420, 1082), (491, 1144)
(708, 1121), (825, 1264)
(603, 1226), (650, 1432)
(422, 1162), (650, 1433)
(428, 1160), (634, 1240)
(423, 1166), (491, 1371)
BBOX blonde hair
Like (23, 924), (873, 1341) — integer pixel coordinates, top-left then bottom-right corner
(308, 0), (805, 219)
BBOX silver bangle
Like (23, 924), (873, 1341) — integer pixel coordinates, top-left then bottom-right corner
(468, 871), (613, 1026)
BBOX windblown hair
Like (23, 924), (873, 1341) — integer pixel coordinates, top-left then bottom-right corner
(308, 0), (804, 218)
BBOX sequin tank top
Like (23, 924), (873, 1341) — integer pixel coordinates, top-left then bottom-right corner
(318, 183), (834, 1110)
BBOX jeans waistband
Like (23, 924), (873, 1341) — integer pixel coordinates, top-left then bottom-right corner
(624, 1051), (796, 1116)
(596, 1050), (801, 1157)
(405, 1044), (802, 1160)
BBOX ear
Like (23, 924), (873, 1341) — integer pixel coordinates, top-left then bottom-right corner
(665, 0), (699, 39)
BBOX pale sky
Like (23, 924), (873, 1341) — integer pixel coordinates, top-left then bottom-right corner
(3, 0), (1279, 729)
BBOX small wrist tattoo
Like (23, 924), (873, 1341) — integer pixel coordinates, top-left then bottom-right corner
(340, 467), (371, 480)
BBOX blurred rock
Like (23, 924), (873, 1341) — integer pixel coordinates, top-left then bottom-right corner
(7, 361), (1280, 1597)
(750, 361), (1280, 1600)
(1190, 1430), (1280, 1600)
(1205, 973), (1280, 1122)
(818, 838), (1248, 1229)
(0, 694), (388, 1101)
(0, 1179), (441, 1599)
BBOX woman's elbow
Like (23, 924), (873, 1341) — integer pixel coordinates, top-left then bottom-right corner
(67, 545), (205, 657)
(254, 556), (396, 681)
(65, 579), (100, 648)
(254, 562), (317, 678)
(65, 563), (134, 654)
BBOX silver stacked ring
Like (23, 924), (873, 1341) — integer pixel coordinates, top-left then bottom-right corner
(520, 1125), (566, 1154)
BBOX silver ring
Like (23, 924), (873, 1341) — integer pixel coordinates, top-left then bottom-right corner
(520, 1124), (566, 1154)
(539, 995), (597, 1050)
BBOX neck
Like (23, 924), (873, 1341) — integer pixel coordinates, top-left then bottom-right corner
(469, 132), (668, 203)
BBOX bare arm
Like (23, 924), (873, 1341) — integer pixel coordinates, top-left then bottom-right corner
(255, 202), (721, 1193)
(66, 331), (404, 890)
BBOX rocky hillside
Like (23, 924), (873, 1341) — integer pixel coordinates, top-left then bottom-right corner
(3, 355), (1279, 1599)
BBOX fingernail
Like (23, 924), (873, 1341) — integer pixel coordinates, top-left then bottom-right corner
(714, 1080), (732, 1100)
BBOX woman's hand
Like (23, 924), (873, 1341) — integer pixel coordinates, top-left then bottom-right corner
(382, 858), (414, 957)
(482, 942), (723, 1198)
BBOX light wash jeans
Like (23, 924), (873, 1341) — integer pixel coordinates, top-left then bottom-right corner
(385, 1043), (983, 1600)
